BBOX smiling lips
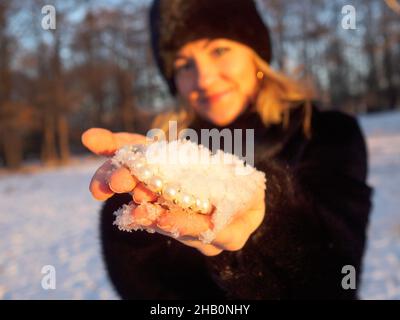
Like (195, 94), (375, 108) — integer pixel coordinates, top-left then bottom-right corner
(202, 90), (232, 104)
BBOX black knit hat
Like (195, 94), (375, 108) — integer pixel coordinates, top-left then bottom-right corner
(149, 0), (272, 96)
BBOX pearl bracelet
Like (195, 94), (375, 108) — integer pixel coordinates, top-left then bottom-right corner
(119, 144), (212, 215)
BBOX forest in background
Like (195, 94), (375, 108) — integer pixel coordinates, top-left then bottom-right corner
(0, 0), (399, 169)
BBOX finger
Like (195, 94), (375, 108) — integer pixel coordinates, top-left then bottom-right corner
(108, 167), (138, 194)
(156, 209), (213, 238)
(132, 182), (159, 204)
(113, 132), (148, 150)
(89, 160), (115, 200)
(81, 128), (147, 156)
(142, 217), (222, 256)
(81, 128), (116, 156)
(130, 204), (222, 256)
(131, 203), (165, 226)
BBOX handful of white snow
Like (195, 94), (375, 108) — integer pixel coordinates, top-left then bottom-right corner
(110, 139), (266, 244)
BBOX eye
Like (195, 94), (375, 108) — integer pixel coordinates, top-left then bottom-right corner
(211, 47), (230, 57)
(174, 60), (194, 73)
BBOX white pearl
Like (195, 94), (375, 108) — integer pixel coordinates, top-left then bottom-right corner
(163, 184), (179, 202)
(194, 198), (201, 210)
(199, 199), (211, 214)
(193, 198), (202, 211)
(178, 193), (194, 209)
(148, 176), (163, 192)
(136, 166), (152, 181)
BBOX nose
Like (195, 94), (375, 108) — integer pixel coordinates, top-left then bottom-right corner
(194, 56), (217, 91)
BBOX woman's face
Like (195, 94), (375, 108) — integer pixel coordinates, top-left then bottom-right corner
(174, 38), (259, 126)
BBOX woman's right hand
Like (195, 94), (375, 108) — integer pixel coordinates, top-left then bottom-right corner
(82, 128), (263, 257)
(81, 127), (224, 256)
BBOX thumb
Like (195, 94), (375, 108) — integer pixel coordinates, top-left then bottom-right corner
(81, 128), (147, 156)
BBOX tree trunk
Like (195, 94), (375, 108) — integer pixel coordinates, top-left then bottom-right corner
(57, 113), (70, 164)
(41, 113), (58, 165)
(1, 127), (22, 169)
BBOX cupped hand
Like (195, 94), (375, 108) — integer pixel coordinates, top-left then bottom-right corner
(82, 128), (266, 256)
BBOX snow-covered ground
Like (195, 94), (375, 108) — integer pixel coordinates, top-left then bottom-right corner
(0, 158), (118, 299)
(358, 111), (400, 299)
(0, 111), (399, 300)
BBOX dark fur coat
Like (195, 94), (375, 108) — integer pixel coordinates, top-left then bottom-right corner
(99, 104), (372, 299)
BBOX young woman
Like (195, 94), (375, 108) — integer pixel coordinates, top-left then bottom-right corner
(82, 0), (372, 299)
